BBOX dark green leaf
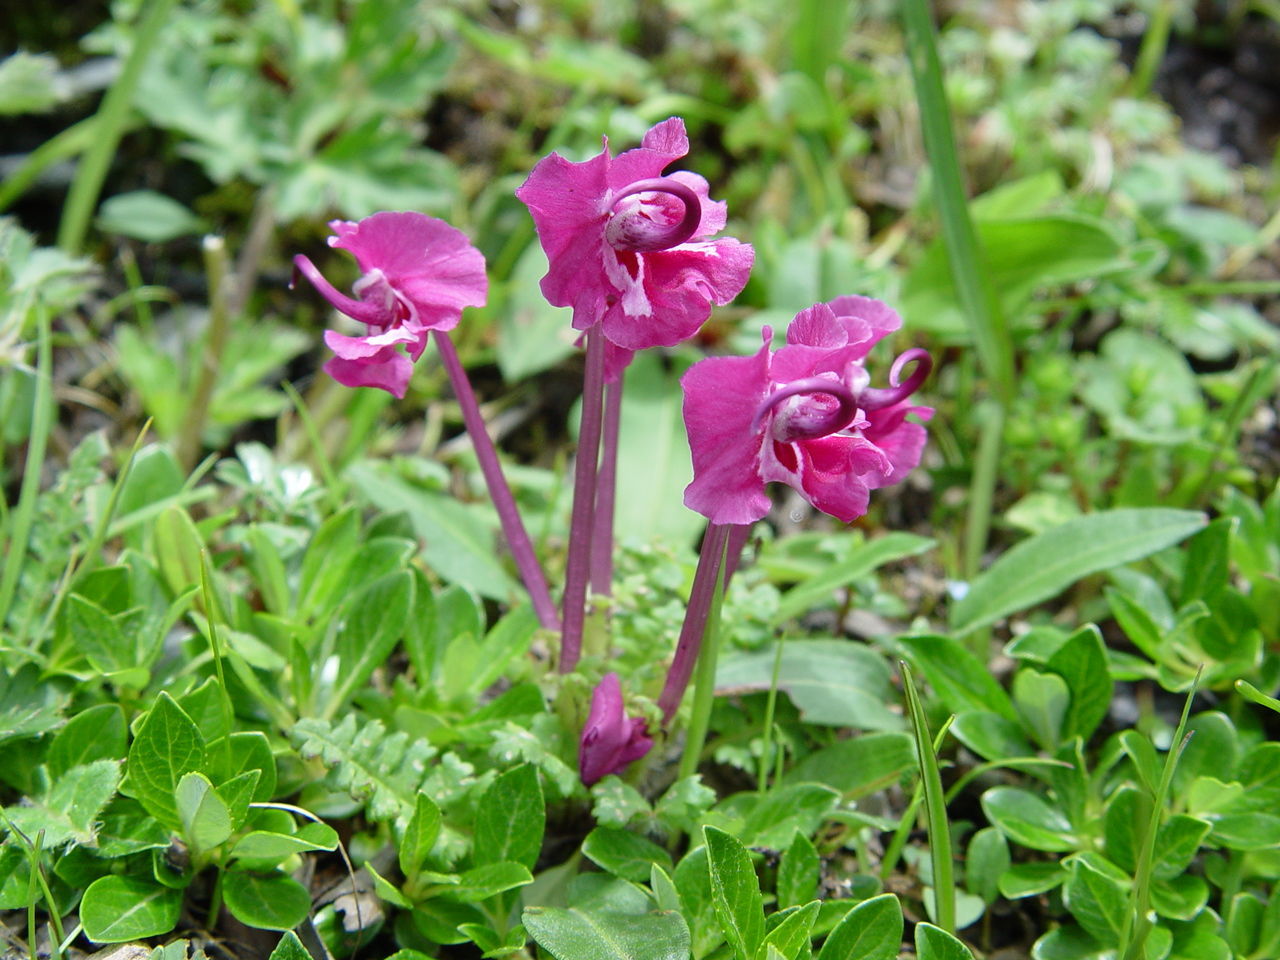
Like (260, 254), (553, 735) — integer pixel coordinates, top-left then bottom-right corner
(704, 826), (764, 960)
(222, 870), (313, 931)
(523, 905), (690, 960)
(816, 893), (902, 960)
(125, 692), (206, 831)
(474, 764), (544, 870)
(81, 876), (182, 942)
(583, 828), (673, 883)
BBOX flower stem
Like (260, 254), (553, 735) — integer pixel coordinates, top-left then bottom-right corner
(674, 525), (733, 781)
(590, 376), (623, 599)
(659, 523), (734, 723)
(559, 327), (607, 671)
(432, 330), (559, 632)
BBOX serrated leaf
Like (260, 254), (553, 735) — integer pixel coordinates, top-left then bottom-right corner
(2, 759), (121, 847)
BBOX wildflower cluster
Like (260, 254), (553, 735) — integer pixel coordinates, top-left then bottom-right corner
(293, 118), (932, 786)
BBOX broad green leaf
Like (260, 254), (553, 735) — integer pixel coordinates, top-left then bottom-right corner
(764, 900), (819, 960)
(913, 922), (976, 960)
(739, 783), (840, 850)
(2, 759), (121, 847)
(776, 832), (819, 909)
(346, 461), (519, 601)
(1013, 670), (1069, 751)
(175, 772), (233, 852)
(773, 534), (934, 623)
(951, 509), (1206, 634)
(816, 893), (902, 960)
(442, 603), (539, 704)
(998, 862), (1067, 899)
(583, 827), (673, 883)
(898, 634), (1018, 722)
(222, 870), (312, 931)
(523, 905), (690, 960)
(96, 190), (206, 243)
(980, 787), (1077, 852)
(783, 732), (915, 797)
(950, 712), (1035, 761)
(268, 932), (313, 960)
(474, 763), (545, 870)
(67, 594), (134, 674)
(125, 692), (206, 831)
(297, 506), (361, 620)
(231, 824), (340, 862)
(1044, 625), (1112, 742)
(496, 242), (577, 382)
(0, 663), (68, 746)
(216, 770), (262, 831)
(966, 828), (1010, 906)
(399, 793), (442, 880)
(612, 350), (703, 545)
(1063, 858), (1128, 944)
(325, 570), (414, 715)
(81, 876), (182, 942)
(717, 639), (900, 731)
(704, 826), (764, 960)
(444, 862), (534, 902)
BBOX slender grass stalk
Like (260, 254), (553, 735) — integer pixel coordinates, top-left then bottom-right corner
(175, 236), (231, 471)
(1120, 668), (1201, 960)
(900, 0), (1013, 581)
(756, 635), (786, 795)
(57, 0), (179, 253)
(0, 304), (53, 638)
(676, 528), (732, 783)
(658, 522), (733, 723)
(1127, 0), (1175, 99)
(281, 380), (345, 514)
(433, 330), (560, 632)
(199, 551), (236, 772)
(559, 327), (608, 669)
(25, 830), (42, 960)
(901, 661), (956, 933)
(590, 376), (623, 599)
(964, 401), (1004, 579)
(33, 419), (153, 646)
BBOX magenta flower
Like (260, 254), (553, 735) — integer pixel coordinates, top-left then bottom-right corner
(579, 673), (654, 786)
(516, 117), (754, 379)
(293, 211), (488, 398)
(682, 296), (932, 525)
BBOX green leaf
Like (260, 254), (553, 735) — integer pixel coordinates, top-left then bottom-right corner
(776, 832), (819, 909)
(2, 759), (121, 847)
(816, 893), (902, 960)
(441, 603), (538, 703)
(1013, 670), (1069, 751)
(965, 828), (1009, 906)
(232, 824), (340, 862)
(222, 870), (313, 931)
(612, 350), (704, 545)
(774, 533), (934, 623)
(913, 922), (976, 960)
(523, 905), (691, 960)
(764, 900), (819, 960)
(1063, 858), (1128, 944)
(704, 826), (764, 960)
(717, 639), (900, 731)
(297, 506), (361, 621)
(951, 509), (1206, 634)
(399, 793), (442, 881)
(346, 461), (520, 601)
(496, 242), (577, 382)
(96, 190), (206, 243)
(325, 570), (414, 716)
(583, 827), (673, 883)
(125, 692), (206, 831)
(950, 712), (1035, 761)
(175, 772), (233, 852)
(783, 732), (915, 798)
(444, 862), (534, 902)
(591, 777), (653, 829)
(0, 663), (68, 746)
(474, 763), (544, 870)
(81, 876), (182, 942)
(998, 862), (1066, 899)
(1044, 625), (1113, 742)
(268, 932), (314, 960)
(898, 634), (1018, 722)
(739, 783), (840, 850)
(0, 52), (65, 114)
(980, 786), (1078, 852)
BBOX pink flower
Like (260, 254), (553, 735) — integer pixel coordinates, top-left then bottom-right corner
(682, 297), (932, 525)
(293, 211), (488, 398)
(516, 117), (754, 380)
(579, 673), (654, 786)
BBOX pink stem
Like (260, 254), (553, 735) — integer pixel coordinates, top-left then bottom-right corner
(658, 522), (734, 724)
(560, 327), (607, 672)
(432, 330), (560, 632)
(590, 375), (623, 599)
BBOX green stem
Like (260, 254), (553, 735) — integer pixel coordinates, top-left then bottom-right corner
(757, 635), (786, 795)
(1128, 0), (1175, 99)
(57, 0), (179, 253)
(199, 551), (236, 770)
(176, 236), (231, 471)
(0, 116), (112, 214)
(0, 304), (53, 638)
(677, 532), (732, 783)
(964, 401), (1004, 581)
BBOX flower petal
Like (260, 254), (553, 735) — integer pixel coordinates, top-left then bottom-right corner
(323, 352), (413, 399)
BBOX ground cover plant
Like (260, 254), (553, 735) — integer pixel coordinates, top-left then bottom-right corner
(1, 2), (1278, 960)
